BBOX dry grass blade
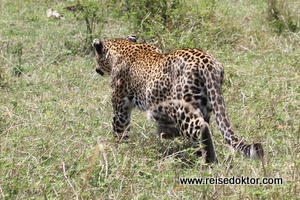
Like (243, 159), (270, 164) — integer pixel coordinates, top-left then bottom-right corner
(80, 144), (101, 195)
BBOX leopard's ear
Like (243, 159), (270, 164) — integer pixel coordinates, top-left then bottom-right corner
(93, 39), (103, 54)
(126, 35), (137, 43)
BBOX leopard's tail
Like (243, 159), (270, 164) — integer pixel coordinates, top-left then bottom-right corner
(203, 61), (264, 160)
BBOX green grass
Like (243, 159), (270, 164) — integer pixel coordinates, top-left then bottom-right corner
(0, 0), (299, 199)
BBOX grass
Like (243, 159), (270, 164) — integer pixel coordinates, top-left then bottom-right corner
(0, 0), (299, 199)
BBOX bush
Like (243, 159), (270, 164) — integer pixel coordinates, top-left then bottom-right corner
(267, 0), (299, 34)
(106, 0), (218, 51)
(65, 1), (108, 54)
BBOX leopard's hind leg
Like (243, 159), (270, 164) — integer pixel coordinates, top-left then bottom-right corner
(148, 100), (217, 163)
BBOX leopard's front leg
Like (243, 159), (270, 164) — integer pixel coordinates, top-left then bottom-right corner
(112, 95), (134, 140)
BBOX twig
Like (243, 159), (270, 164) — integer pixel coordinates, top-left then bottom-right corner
(62, 162), (79, 199)
(0, 54), (29, 83)
(236, 45), (260, 56)
(140, 12), (152, 30)
(98, 139), (109, 179)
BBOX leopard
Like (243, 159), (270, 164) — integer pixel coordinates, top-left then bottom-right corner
(93, 37), (264, 162)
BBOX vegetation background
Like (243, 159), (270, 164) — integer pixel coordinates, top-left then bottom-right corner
(0, 0), (299, 199)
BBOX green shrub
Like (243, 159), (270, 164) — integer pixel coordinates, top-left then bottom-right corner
(267, 0), (298, 34)
(65, 1), (107, 54)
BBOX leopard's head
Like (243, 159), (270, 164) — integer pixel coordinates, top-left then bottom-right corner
(93, 39), (112, 77)
(93, 37), (138, 77)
